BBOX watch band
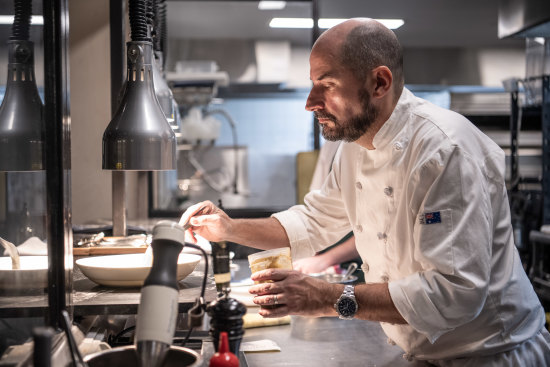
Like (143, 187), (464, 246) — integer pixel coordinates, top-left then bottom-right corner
(343, 284), (355, 297)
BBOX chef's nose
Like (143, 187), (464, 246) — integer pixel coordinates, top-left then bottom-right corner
(305, 87), (323, 111)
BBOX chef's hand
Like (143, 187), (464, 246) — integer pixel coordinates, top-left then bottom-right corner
(248, 269), (341, 318)
(179, 201), (232, 243)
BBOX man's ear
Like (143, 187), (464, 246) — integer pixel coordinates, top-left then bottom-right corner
(369, 66), (393, 98)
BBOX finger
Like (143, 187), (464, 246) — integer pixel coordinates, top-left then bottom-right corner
(189, 213), (213, 227)
(258, 305), (289, 318)
(248, 282), (279, 296)
(252, 293), (283, 307)
(179, 202), (207, 226)
(250, 269), (291, 283)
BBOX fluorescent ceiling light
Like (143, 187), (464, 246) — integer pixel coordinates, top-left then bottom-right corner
(0, 15), (44, 25)
(270, 17), (404, 30)
(258, 1), (286, 10)
(270, 17), (313, 29)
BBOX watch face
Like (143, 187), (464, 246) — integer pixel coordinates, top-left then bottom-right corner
(337, 297), (357, 317)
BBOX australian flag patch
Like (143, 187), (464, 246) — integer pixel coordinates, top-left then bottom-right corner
(419, 211), (441, 225)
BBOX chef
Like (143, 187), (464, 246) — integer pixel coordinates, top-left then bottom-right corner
(181, 18), (550, 366)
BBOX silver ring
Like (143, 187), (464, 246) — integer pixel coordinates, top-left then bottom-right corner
(274, 294), (278, 305)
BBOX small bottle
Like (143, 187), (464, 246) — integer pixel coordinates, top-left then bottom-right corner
(209, 331), (239, 367)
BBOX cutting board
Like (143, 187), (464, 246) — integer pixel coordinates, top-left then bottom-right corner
(73, 246), (147, 256)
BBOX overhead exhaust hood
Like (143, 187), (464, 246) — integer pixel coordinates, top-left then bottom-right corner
(498, 0), (550, 38)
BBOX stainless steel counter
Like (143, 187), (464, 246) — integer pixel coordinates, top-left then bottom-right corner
(241, 316), (430, 367)
(229, 259), (430, 367)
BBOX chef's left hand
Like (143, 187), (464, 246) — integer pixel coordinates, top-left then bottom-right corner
(248, 269), (342, 318)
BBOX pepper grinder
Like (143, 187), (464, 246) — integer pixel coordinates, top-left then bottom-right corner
(135, 221), (185, 367)
(206, 294), (246, 355)
(211, 199), (231, 295)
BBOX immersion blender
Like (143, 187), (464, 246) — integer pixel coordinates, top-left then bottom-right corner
(135, 221), (185, 367)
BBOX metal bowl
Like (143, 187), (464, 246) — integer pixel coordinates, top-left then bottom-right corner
(311, 273), (358, 284)
(83, 345), (201, 367)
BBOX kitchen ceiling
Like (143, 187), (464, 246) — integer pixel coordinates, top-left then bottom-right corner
(166, 0), (525, 49)
(0, 1), (526, 49)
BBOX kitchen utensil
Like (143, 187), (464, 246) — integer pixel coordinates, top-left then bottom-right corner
(0, 255), (48, 289)
(206, 295), (246, 355)
(136, 221), (186, 367)
(180, 205), (208, 230)
(75, 253), (200, 287)
(61, 310), (88, 367)
(83, 345), (200, 367)
(33, 326), (55, 367)
(76, 232), (105, 247)
(341, 262), (358, 283)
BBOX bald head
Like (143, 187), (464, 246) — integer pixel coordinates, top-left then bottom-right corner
(313, 18), (404, 97)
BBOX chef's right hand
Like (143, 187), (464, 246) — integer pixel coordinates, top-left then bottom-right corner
(179, 200), (232, 243)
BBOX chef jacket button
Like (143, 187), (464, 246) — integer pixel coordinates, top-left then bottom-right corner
(356, 225), (363, 233)
(384, 186), (393, 196)
(394, 142), (403, 150)
(355, 182), (362, 190)
(381, 275), (389, 282)
(377, 232), (387, 241)
(387, 338), (396, 345)
(362, 263), (369, 273)
(402, 353), (414, 361)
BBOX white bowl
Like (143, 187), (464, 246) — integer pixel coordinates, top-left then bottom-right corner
(0, 256), (48, 290)
(76, 253), (201, 287)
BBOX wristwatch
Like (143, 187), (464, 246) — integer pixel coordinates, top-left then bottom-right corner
(334, 284), (358, 320)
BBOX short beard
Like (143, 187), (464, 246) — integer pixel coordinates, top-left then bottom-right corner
(317, 88), (378, 143)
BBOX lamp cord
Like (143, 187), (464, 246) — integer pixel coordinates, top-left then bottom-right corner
(11, 0), (32, 41)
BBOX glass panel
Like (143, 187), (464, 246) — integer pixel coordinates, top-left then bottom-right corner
(151, 1), (314, 215)
(0, 0), (48, 356)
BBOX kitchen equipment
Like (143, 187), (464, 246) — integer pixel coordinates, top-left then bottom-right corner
(0, 255), (48, 289)
(74, 233), (149, 256)
(33, 326), (54, 367)
(75, 252), (200, 287)
(135, 221), (186, 367)
(208, 331), (239, 367)
(84, 345), (200, 367)
(61, 310), (88, 367)
(340, 262), (358, 283)
(0, 0), (44, 172)
(311, 273), (358, 284)
(311, 262), (359, 284)
(206, 295), (246, 355)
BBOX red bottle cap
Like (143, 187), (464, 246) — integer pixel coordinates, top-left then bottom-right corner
(209, 331), (239, 367)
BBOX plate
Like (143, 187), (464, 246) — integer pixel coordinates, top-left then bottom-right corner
(0, 256), (48, 290)
(76, 253), (201, 287)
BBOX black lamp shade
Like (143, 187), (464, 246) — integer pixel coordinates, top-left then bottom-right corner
(0, 40), (44, 171)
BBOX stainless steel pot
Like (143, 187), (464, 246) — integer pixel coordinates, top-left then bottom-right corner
(311, 262), (359, 284)
(311, 273), (358, 284)
(83, 345), (201, 367)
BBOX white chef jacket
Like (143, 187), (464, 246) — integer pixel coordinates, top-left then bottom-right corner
(273, 88), (545, 360)
(309, 140), (342, 191)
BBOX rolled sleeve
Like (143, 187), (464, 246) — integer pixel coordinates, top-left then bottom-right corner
(271, 209), (316, 261)
(389, 274), (454, 343)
